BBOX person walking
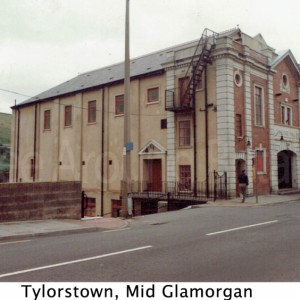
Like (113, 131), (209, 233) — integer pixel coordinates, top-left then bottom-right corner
(238, 170), (249, 203)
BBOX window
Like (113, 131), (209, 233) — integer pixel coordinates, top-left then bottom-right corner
(179, 165), (191, 191)
(88, 100), (96, 123)
(147, 87), (159, 103)
(44, 110), (51, 130)
(281, 105), (292, 126)
(179, 120), (191, 146)
(235, 114), (242, 137)
(254, 86), (264, 126)
(281, 73), (290, 92)
(161, 119), (167, 129)
(179, 77), (191, 106)
(256, 150), (265, 173)
(115, 94), (124, 115)
(234, 70), (243, 87)
(64, 105), (72, 127)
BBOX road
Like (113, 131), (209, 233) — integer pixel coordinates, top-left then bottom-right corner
(0, 201), (300, 282)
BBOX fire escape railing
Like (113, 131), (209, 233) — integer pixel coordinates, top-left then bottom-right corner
(165, 28), (219, 112)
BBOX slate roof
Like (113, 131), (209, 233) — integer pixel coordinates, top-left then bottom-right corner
(16, 39), (199, 108)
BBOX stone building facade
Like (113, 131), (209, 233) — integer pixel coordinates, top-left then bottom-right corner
(10, 28), (300, 216)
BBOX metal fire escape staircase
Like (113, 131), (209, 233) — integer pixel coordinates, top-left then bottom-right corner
(165, 28), (218, 113)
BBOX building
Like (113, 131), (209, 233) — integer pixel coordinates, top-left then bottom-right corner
(9, 27), (300, 216)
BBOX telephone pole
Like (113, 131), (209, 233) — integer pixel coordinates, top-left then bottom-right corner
(121, 0), (132, 218)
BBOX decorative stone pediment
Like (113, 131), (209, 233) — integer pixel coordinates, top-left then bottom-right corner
(139, 140), (167, 155)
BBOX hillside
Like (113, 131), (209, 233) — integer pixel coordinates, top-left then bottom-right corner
(0, 112), (11, 144)
(0, 112), (11, 172)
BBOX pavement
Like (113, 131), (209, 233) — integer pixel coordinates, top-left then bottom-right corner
(0, 193), (299, 242)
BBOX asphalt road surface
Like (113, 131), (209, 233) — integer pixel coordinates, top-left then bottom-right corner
(0, 201), (300, 282)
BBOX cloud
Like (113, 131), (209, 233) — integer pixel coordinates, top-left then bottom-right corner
(1, 0), (300, 114)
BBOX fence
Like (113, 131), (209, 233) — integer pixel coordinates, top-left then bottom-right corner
(0, 181), (82, 222)
(130, 171), (228, 201)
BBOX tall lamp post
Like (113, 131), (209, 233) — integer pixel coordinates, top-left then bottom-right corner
(121, 0), (132, 218)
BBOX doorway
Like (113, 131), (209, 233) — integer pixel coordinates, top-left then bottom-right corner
(144, 159), (162, 192)
(235, 159), (246, 197)
(277, 150), (295, 189)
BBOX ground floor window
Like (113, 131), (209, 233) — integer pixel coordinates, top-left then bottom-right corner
(179, 165), (191, 191)
(256, 149), (265, 173)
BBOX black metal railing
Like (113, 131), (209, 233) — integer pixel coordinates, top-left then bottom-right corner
(129, 171), (227, 202)
(165, 88), (194, 113)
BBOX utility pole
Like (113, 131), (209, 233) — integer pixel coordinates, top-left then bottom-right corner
(121, 0), (132, 218)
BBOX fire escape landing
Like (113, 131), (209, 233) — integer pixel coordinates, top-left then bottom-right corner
(165, 28), (218, 113)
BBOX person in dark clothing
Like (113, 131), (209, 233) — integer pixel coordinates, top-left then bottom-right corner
(238, 170), (249, 203)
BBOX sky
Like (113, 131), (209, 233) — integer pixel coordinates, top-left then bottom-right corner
(1, 0), (300, 114)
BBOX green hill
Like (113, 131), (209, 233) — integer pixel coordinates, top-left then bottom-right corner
(0, 112), (11, 172)
(0, 112), (12, 144)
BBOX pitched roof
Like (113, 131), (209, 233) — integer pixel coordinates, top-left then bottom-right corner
(270, 49), (300, 74)
(16, 39), (200, 108)
(15, 27), (271, 108)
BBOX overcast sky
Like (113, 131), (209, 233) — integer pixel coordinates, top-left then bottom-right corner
(1, 0), (300, 114)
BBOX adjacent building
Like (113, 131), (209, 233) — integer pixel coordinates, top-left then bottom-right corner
(10, 27), (300, 216)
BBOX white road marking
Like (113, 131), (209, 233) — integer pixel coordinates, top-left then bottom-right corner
(0, 240), (31, 246)
(206, 220), (279, 236)
(0, 245), (152, 279)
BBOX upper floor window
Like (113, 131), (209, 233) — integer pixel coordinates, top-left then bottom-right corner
(254, 85), (264, 126)
(281, 104), (292, 126)
(179, 77), (191, 107)
(281, 73), (290, 93)
(256, 149), (266, 173)
(44, 110), (51, 130)
(179, 120), (191, 147)
(115, 94), (124, 116)
(88, 100), (96, 123)
(64, 105), (72, 127)
(147, 87), (159, 103)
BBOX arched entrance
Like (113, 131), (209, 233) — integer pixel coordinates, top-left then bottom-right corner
(277, 150), (296, 189)
(235, 159), (246, 196)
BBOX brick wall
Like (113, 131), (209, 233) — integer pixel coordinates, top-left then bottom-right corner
(0, 181), (81, 222)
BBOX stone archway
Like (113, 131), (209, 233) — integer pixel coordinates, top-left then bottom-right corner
(277, 150), (296, 189)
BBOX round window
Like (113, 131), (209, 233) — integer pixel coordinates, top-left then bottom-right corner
(282, 74), (288, 87)
(234, 70), (243, 87)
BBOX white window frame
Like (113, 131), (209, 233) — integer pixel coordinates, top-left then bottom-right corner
(254, 84), (265, 127)
(280, 103), (292, 126)
(146, 86), (160, 104)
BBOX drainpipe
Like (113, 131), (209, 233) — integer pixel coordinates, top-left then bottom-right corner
(192, 69), (198, 196)
(16, 108), (20, 182)
(205, 66), (209, 197)
(33, 103), (37, 181)
(100, 87), (105, 217)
